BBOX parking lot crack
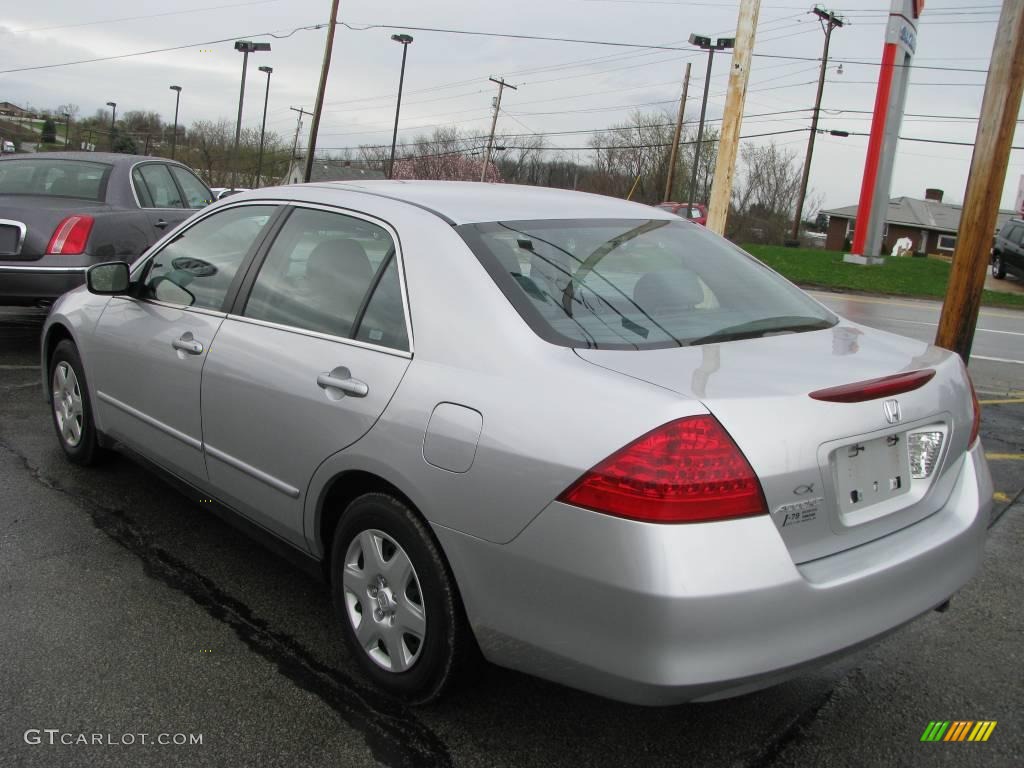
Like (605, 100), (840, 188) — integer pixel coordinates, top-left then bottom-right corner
(0, 437), (453, 768)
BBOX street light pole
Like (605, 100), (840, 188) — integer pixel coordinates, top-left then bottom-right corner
(231, 40), (271, 191)
(388, 34), (414, 179)
(169, 85), (182, 160)
(62, 112), (71, 149)
(106, 102), (117, 151)
(790, 6), (844, 243)
(686, 35), (733, 209)
(256, 66), (273, 187)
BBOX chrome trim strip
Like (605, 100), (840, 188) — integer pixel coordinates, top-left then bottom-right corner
(204, 443), (301, 499)
(121, 296), (227, 319)
(0, 219), (27, 256)
(225, 313), (412, 359)
(96, 391), (202, 450)
(0, 265), (87, 274)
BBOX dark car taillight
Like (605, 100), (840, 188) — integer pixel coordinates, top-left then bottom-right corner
(557, 416), (768, 523)
(46, 215), (95, 255)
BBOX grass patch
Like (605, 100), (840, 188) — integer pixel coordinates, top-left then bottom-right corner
(744, 244), (1024, 310)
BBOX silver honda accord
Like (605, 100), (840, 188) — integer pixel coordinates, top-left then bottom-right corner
(41, 181), (992, 705)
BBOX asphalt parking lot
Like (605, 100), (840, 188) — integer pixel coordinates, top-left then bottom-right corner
(1, 302), (1021, 768)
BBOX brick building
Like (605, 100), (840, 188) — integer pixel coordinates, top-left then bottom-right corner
(823, 188), (1017, 255)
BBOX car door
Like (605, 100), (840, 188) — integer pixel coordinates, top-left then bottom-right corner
(130, 162), (204, 243)
(90, 203), (280, 487)
(200, 204), (412, 549)
(1006, 223), (1024, 273)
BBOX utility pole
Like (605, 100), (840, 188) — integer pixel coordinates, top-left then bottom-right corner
(169, 85), (182, 160)
(686, 35), (734, 208)
(290, 106), (312, 162)
(62, 112), (71, 149)
(481, 77), (517, 182)
(936, 0), (1024, 362)
(663, 62), (691, 203)
(790, 6), (844, 243)
(304, 0), (341, 183)
(707, 0), (759, 235)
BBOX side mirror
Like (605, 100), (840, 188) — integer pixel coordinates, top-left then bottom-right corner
(86, 262), (130, 295)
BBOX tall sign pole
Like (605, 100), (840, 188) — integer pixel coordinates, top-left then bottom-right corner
(935, 0), (1024, 362)
(847, 0), (922, 264)
(705, 0), (759, 235)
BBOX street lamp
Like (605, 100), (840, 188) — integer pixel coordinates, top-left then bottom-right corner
(169, 86), (182, 160)
(686, 34), (733, 208)
(106, 101), (117, 151)
(255, 66), (273, 187)
(62, 112), (71, 149)
(387, 33), (413, 179)
(230, 40), (271, 190)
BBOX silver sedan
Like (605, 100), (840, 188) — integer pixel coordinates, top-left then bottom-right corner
(41, 181), (992, 705)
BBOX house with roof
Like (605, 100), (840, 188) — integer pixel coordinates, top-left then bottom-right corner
(823, 188), (1018, 255)
(285, 159), (385, 185)
(0, 102), (32, 118)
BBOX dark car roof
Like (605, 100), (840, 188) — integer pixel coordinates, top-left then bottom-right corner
(0, 152), (188, 167)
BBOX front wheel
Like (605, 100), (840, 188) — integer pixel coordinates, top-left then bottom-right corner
(49, 340), (106, 465)
(992, 253), (1007, 279)
(330, 493), (475, 702)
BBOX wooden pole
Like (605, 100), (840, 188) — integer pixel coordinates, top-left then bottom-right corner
(705, 0), (760, 235)
(303, 0), (341, 183)
(664, 62), (691, 202)
(481, 77), (516, 183)
(935, 0), (1024, 362)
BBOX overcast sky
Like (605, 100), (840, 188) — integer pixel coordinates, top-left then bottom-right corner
(1, 0), (1020, 210)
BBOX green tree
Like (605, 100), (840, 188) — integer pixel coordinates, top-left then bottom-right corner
(41, 118), (57, 144)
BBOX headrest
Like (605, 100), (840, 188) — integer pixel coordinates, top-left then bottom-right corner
(307, 238), (373, 285)
(633, 269), (705, 311)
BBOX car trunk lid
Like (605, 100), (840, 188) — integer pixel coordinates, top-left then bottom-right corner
(0, 195), (109, 261)
(575, 324), (976, 563)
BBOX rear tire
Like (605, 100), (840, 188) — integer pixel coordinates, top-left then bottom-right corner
(48, 340), (106, 466)
(330, 493), (475, 703)
(992, 253), (1006, 279)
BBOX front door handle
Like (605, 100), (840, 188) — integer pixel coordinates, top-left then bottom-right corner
(317, 372), (369, 398)
(172, 334), (204, 355)
(154, 218), (169, 230)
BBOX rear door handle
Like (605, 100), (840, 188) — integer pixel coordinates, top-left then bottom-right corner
(317, 372), (369, 398)
(154, 218), (169, 230)
(172, 335), (204, 355)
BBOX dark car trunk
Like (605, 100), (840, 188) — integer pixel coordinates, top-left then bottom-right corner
(0, 195), (110, 261)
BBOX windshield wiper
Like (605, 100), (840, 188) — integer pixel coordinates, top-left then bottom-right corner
(689, 315), (834, 345)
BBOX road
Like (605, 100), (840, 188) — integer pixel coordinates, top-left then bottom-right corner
(1, 298), (1021, 768)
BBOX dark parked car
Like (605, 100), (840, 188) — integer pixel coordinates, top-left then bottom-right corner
(991, 217), (1024, 280)
(0, 152), (213, 307)
(656, 202), (707, 226)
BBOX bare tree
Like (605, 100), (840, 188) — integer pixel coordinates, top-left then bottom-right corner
(728, 140), (809, 244)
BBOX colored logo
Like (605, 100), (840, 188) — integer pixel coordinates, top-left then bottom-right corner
(920, 721), (997, 742)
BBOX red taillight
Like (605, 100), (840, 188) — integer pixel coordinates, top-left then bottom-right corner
(968, 376), (981, 447)
(46, 215), (94, 255)
(808, 369), (936, 403)
(557, 416), (767, 524)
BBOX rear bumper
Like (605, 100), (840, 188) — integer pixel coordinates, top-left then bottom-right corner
(435, 443), (992, 705)
(0, 265), (87, 305)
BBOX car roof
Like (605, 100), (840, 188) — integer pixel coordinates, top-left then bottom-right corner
(277, 180), (679, 226)
(0, 151), (189, 167)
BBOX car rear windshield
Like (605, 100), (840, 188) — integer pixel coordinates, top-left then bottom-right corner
(458, 218), (836, 350)
(0, 159), (111, 201)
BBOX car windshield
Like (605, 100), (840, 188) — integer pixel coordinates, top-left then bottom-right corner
(0, 159), (111, 201)
(459, 218), (836, 350)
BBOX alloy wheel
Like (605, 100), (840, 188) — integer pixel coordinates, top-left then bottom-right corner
(52, 362), (84, 448)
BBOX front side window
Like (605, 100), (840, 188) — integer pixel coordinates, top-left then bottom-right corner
(0, 159), (110, 201)
(141, 205), (276, 310)
(244, 207), (408, 349)
(169, 166), (213, 208)
(459, 218), (835, 350)
(134, 164), (183, 209)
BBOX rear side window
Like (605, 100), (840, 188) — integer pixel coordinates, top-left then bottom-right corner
(244, 207), (409, 350)
(1006, 223), (1024, 245)
(169, 166), (213, 209)
(0, 159), (110, 201)
(459, 219), (835, 350)
(134, 164), (183, 209)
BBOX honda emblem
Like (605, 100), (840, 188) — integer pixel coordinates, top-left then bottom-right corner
(883, 399), (901, 424)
